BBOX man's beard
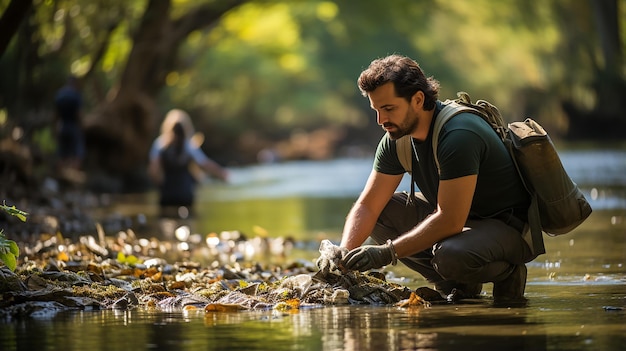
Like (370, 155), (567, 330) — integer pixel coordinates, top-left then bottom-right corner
(383, 111), (419, 140)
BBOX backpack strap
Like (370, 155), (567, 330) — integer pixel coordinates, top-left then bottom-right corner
(432, 101), (480, 172)
(395, 101), (479, 174)
(394, 134), (415, 205)
(395, 99), (480, 206)
(396, 135), (413, 173)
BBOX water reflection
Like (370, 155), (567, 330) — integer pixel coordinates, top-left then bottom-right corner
(1, 281), (624, 350)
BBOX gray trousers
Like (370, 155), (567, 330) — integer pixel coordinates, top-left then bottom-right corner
(370, 192), (534, 294)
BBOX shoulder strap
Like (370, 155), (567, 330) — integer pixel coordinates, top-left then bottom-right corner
(396, 135), (413, 173)
(395, 101), (479, 174)
(432, 101), (480, 171)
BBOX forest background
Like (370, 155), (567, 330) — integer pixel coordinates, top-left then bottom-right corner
(0, 0), (624, 194)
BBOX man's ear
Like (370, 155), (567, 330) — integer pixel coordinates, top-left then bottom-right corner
(411, 91), (425, 109)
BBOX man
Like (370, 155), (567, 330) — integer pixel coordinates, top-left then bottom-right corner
(334, 54), (539, 304)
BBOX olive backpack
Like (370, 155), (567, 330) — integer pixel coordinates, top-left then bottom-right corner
(396, 92), (592, 254)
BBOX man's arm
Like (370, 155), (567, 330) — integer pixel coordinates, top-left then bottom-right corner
(393, 174), (477, 257)
(340, 170), (403, 250)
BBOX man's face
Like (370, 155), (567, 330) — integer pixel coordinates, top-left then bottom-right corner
(367, 82), (419, 140)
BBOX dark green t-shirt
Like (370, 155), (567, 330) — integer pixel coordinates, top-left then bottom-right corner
(373, 101), (529, 218)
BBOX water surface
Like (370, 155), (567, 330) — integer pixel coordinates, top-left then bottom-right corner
(1, 149), (625, 350)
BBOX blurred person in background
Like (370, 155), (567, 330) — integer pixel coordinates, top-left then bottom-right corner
(148, 109), (228, 218)
(54, 75), (85, 176)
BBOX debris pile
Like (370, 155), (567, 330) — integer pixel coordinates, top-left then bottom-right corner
(1, 231), (429, 321)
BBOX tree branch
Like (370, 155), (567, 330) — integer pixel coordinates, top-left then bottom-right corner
(170, 0), (246, 42)
(0, 0), (33, 57)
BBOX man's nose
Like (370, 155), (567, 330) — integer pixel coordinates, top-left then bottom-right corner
(376, 111), (386, 125)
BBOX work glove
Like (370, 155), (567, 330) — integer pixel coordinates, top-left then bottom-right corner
(315, 239), (348, 277)
(341, 240), (398, 272)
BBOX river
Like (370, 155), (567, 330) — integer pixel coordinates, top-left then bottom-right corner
(1, 148), (625, 350)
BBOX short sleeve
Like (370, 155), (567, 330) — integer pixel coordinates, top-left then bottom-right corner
(437, 128), (486, 180)
(373, 134), (406, 175)
(149, 137), (163, 161)
(185, 141), (210, 164)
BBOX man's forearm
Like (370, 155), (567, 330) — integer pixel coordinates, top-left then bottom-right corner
(340, 203), (378, 250)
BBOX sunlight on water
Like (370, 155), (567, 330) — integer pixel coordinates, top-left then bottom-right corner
(189, 150), (625, 237)
(201, 149), (626, 209)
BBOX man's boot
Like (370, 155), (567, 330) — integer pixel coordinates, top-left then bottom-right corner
(493, 264), (528, 306)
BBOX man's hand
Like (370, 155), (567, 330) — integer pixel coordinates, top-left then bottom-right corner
(341, 241), (397, 272)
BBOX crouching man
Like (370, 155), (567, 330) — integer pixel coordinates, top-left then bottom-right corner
(324, 54), (543, 305)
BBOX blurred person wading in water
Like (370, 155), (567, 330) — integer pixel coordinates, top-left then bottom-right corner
(148, 109), (228, 217)
(54, 75), (85, 175)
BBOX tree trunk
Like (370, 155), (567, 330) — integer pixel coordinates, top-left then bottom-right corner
(0, 0), (33, 58)
(83, 0), (244, 191)
(589, 0), (625, 113)
(562, 0), (625, 139)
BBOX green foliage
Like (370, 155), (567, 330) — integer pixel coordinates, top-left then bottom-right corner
(0, 231), (19, 272)
(1, 202), (28, 222)
(32, 127), (57, 155)
(166, 0), (575, 135)
(0, 202), (26, 272)
(0, 0), (622, 155)
(116, 251), (140, 266)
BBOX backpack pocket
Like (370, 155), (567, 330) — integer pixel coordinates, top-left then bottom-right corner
(508, 118), (592, 235)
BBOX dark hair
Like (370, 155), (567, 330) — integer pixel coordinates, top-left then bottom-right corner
(171, 122), (186, 152)
(357, 54), (440, 110)
(173, 122), (185, 139)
